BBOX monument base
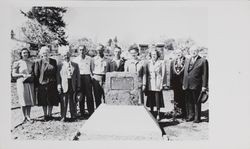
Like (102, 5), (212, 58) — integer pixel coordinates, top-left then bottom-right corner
(77, 104), (163, 140)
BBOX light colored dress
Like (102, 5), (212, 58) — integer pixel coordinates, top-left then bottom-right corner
(12, 60), (36, 106)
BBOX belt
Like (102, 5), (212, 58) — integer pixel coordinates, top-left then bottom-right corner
(80, 74), (91, 76)
(93, 74), (105, 76)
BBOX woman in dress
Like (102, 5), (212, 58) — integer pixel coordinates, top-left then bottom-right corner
(145, 48), (166, 120)
(34, 46), (59, 121)
(12, 48), (37, 123)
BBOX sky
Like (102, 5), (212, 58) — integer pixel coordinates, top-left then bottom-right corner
(11, 6), (208, 47)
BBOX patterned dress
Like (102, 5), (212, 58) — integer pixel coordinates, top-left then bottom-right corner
(12, 60), (37, 106)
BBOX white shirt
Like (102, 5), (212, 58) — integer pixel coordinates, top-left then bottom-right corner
(191, 55), (198, 64)
(113, 59), (121, 68)
(93, 56), (107, 75)
(73, 55), (93, 75)
(63, 61), (73, 79)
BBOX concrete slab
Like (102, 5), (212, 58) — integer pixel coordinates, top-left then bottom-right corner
(78, 104), (163, 140)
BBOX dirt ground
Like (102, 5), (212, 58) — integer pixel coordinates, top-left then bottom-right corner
(11, 83), (209, 141)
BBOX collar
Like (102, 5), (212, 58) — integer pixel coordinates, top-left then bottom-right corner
(112, 58), (121, 62)
(63, 60), (71, 65)
(95, 56), (104, 60)
(192, 55), (198, 62)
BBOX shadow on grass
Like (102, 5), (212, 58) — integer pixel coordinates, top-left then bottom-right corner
(149, 111), (180, 136)
(159, 120), (180, 135)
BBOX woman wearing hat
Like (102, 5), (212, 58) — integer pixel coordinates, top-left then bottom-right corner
(144, 48), (166, 120)
(12, 48), (37, 123)
(34, 46), (59, 121)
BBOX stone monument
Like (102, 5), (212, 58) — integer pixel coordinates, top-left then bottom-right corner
(77, 72), (163, 140)
(105, 72), (140, 105)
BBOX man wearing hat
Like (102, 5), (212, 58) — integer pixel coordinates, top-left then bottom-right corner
(57, 47), (80, 122)
(182, 45), (208, 123)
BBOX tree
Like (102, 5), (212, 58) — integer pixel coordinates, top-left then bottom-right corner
(163, 38), (176, 51)
(17, 19), (58, 49)
(21, 7), (68, 45)
(113, 36), (118, 44)
(69, 38), (97, 56)
(107, 38), (113, 47)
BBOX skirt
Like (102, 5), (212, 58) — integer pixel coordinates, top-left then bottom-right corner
(16, 78), (37, 106)
(37, 81), (59, 106)
(145, 91), (164, 108)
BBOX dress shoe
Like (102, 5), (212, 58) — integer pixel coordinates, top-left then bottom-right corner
(26, 117), (34, 124)
(44, 116), (49, 121)
(47, 116), (53, 121)
(186, 117), (194, 122)
(22, 118), (27, 124)
(193, 119), (201, 123)
(156, 114), (162, 121)
(60, 117), (66, 122)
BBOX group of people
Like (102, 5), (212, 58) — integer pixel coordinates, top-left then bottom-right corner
(12, 43), (208, 124)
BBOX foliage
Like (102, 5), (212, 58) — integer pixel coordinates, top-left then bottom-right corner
(69, 38), (97, 56)
(18, 19), (58, 47)
(21, 7), (68, 46)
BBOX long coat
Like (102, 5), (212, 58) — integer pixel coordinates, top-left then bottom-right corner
(183, 56), (209, 90)
(34, 58), (59, 106)
(57, 61), (81, 93)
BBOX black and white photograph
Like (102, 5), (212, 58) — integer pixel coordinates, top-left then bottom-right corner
(10, 4), (209, 141)
(1, 0), (250, 149)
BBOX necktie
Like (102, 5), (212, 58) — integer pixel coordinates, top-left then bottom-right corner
(188, 58), (195, 71)
(68, 62), (72, 77)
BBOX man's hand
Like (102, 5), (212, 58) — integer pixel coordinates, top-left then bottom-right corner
(202, 87), (208, 92)
(142, 85), (146, 91)
(57, 84), (62, 94)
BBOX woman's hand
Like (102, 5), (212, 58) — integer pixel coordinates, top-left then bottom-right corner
(22, 73), (31, 78)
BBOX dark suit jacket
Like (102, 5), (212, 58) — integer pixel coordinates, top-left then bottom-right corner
(57, 61), (81, 93)
(34, 58), (57, 87)
(108, 58), (125, 72)
(183, 56), (208, 90)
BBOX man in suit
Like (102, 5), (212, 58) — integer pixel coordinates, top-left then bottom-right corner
(183, 46), (208, 123)
(108, 45), (125, 72)
(57, 48), (81, 122)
